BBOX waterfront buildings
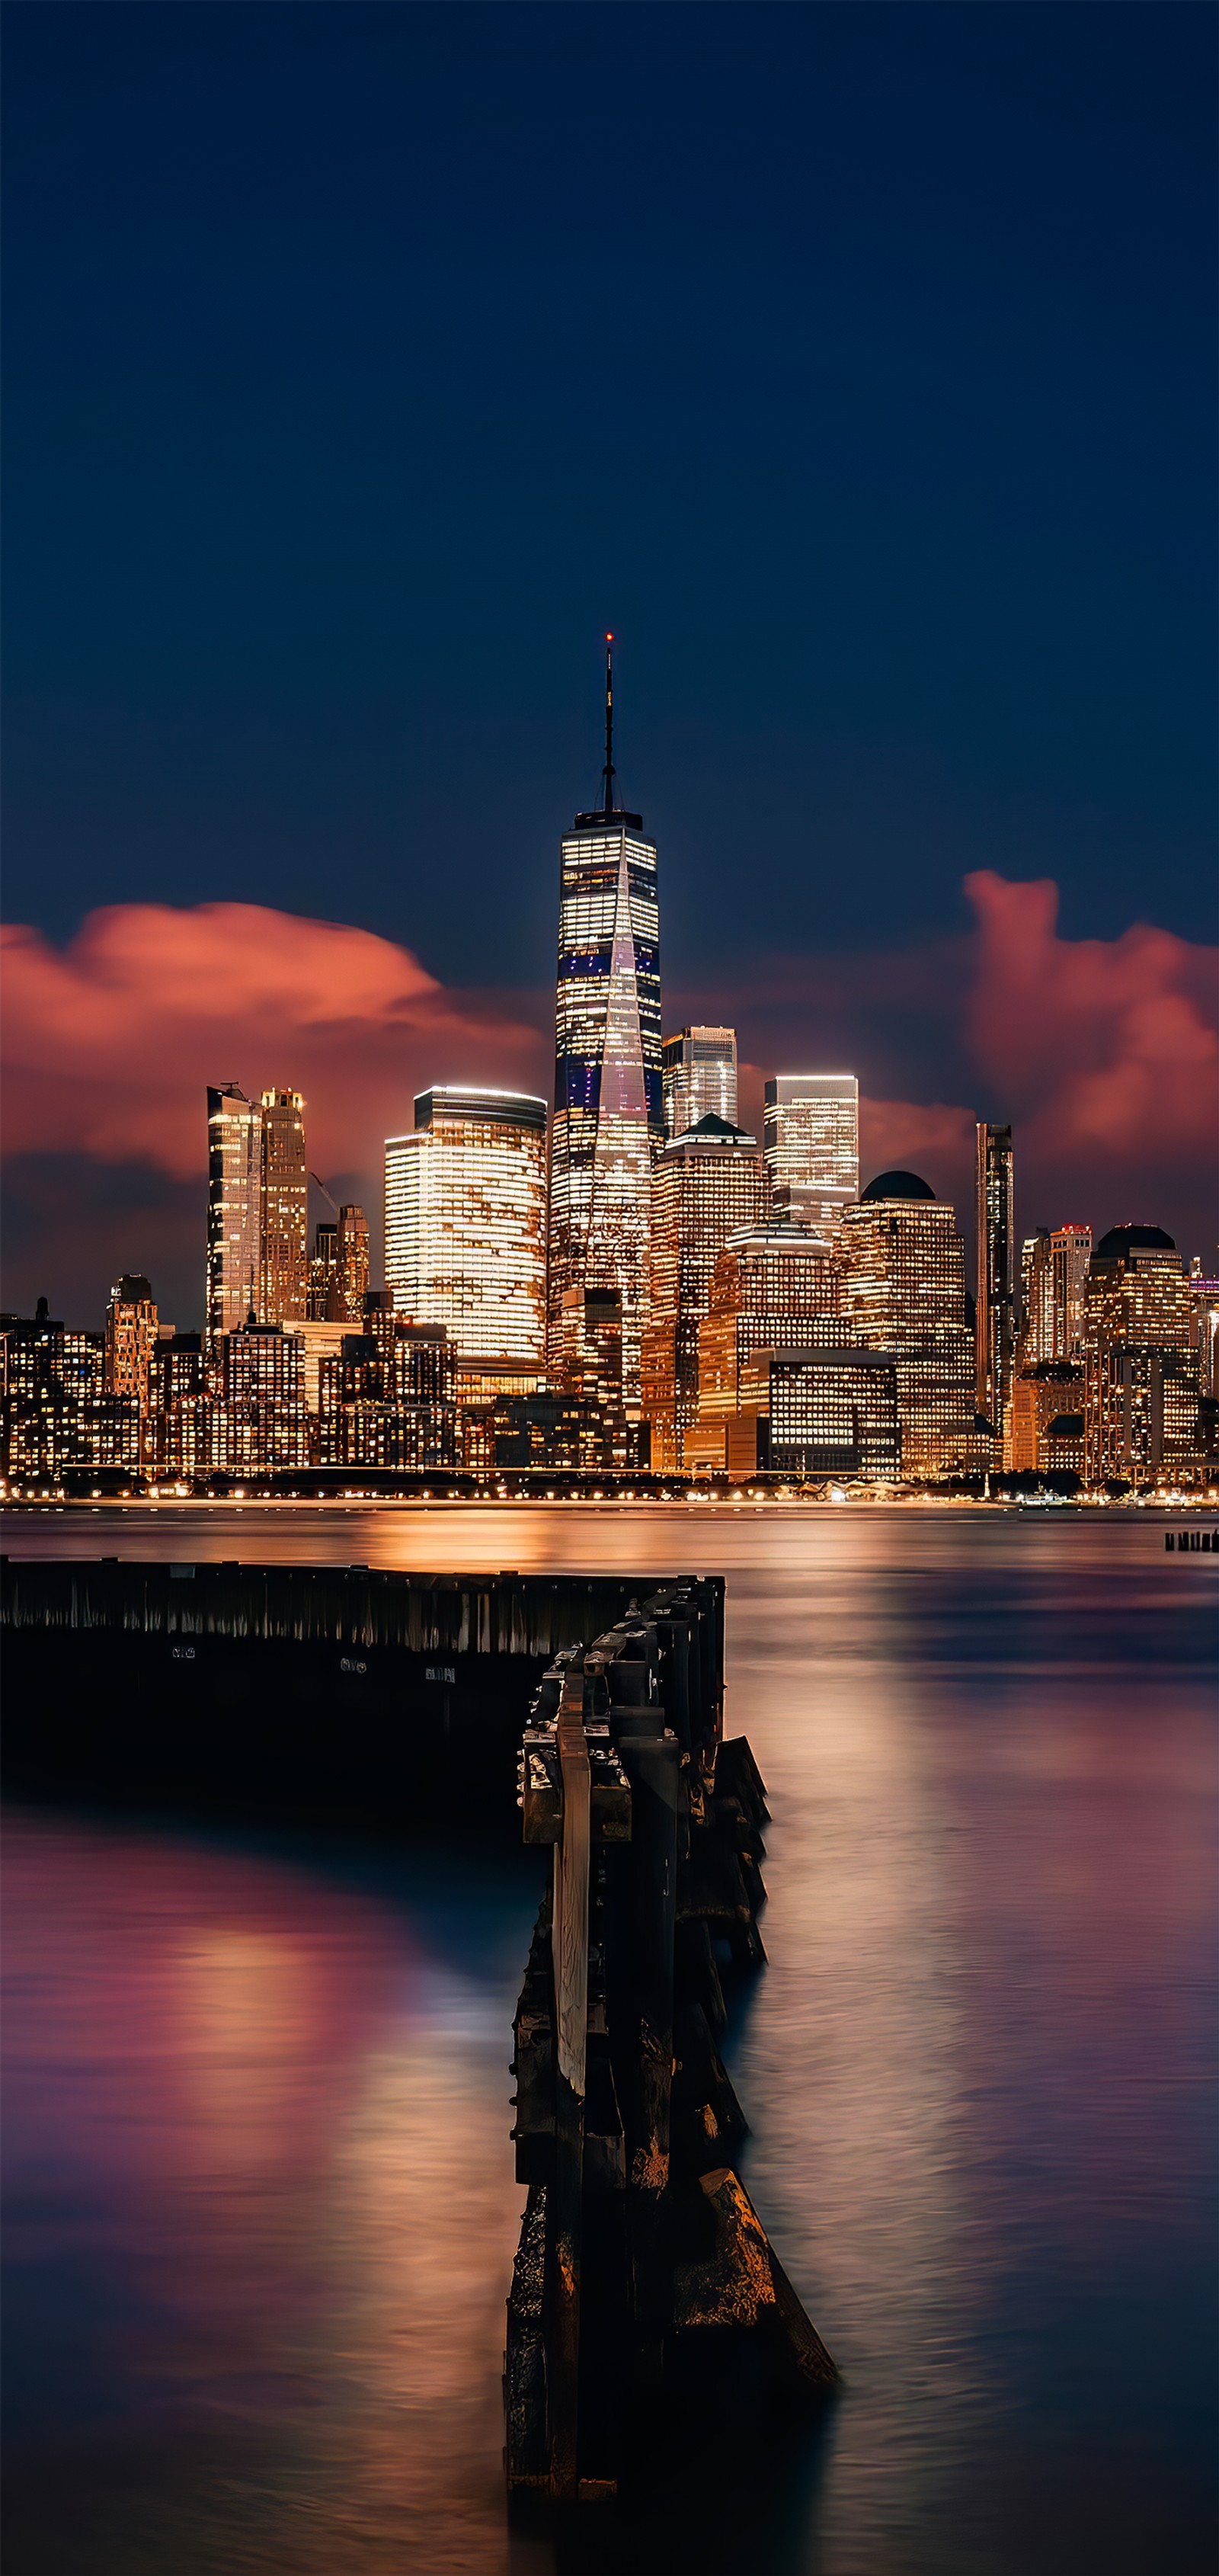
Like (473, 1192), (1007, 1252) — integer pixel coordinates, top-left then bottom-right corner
(662, 1027), (737, 1139)
(763, 1075), (859, 1236)
(259, 1090), (308, 1328)
(641, 1116), (768, 1471)
(384, 1087), (548, 1363)
(307, 1204), (370, 1322)
(547, 645), (663, 1410)
(975, 1123), (1016, 1428)
(104, 1275), (157, 1420)
(1083, 1224), (1199, 1485)
(217, 1319), (307, 1472)
(206, 1084), (307, 1342)
(1006, 1360), (1086, 1475)
(841, 1171), (974, 1476)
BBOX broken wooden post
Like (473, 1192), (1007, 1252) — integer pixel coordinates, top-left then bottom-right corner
(505, 1575), (837, 2504)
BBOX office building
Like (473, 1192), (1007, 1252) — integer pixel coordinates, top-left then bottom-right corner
(763, 1075), (859, 1236)
(689, 1344), (899, 1482)
(1006, 1360), (1086, 1476)
(216, 1321), (307, 1472)
(338, 1205), (370, 1318)
(1083, 1225), (1197, 1485)
(149, 1331), (209, 1480)
(206, 1083), (307, 1342)
(316, 1318), (457, 1469)
(1190, 1264), (1219, 1402)
(104, 1275), (157, 1421)
(206, 1085), (261, 1341)
(662, 1027), (737, 1139)
(0, 1305), (126, 1479)
(308, 1222), (339, 1319)
(385, 1087), (547, 1363)
(841, 1171), (974, 1477)
(548, 642), (663, 1409)
(258, 1089), (308, 1327)
(641, 1117), (768, 1470)
(975, 1123), (1016, 1427)
(552, 1283), (625, 1415)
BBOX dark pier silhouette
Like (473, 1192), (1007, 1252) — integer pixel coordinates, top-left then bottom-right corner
(506, 1578), (837, 2504)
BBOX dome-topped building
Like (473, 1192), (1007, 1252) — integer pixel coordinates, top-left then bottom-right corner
(1093, 1223), (1176, 1261)
(840, 1168), (974, 1477)
(859, 1170), (936, 1203)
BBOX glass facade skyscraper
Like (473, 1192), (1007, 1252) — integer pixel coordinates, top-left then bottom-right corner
(206, 1084), (307, 1343)
(641, 1116), (768, 1469)
(975, 1121), (1016, 1424)
(662, 1027), (737, 1139)
(548, 645), (662, 1412)
(385, 1086), (547, 1362)
(763, 1074), (859, 1235)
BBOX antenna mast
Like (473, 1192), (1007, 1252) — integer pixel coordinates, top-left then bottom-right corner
(600, 633), (616, 815)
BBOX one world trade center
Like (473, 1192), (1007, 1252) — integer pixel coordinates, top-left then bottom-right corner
(547, 641), (663, 1411)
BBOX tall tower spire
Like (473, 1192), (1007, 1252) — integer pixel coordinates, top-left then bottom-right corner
(600, 632), (616, 816)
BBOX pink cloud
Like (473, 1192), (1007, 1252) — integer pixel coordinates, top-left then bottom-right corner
(962, 870), (1217, 1174)
(2, 875), (1215, 1324)
(1, 903), (548, 1184)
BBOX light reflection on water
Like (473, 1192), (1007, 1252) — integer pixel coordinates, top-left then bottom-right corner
(3, 1506), (1216, 2574)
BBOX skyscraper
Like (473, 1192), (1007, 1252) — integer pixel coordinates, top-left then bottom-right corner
(1083, 1224), (1198, 1486)
(337, 1205), (370, 1318)
(258, 1089), (308, 1328)
(206, 1084), (307, 1343)
(206, 1085), (261, 1343)
(548, 641), (662, 1410)
(104, 1274), (157, 1420)
(763, 1075), (859, 1235)
(641, 1115), (768, 1469)
(384, 1086), (548, 1362)
(841, 1169), (974, 1477)
(1051, 1224), (1092, 1359)
(662, 1027), (737, 1139)
(975, 1123), (1016, 1425)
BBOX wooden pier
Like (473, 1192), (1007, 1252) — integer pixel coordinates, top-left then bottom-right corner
(504, 1578), (837, 2502)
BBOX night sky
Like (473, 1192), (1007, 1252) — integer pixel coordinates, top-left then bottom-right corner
(3, 3), (1215, 1324)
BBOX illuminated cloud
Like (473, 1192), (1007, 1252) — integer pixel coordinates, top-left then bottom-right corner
(1, 875), (1214, 1322)
(962, 870), (1217, 1177)
(0, 902), (547, 1182)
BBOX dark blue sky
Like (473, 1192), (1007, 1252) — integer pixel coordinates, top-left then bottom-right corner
(5, 2), (1215, 992)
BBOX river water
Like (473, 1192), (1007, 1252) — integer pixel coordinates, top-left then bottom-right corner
(3, 1503), (1215, 2574)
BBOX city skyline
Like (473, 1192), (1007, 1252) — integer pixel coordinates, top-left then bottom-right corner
(4, 644), (1214, 1494)
(2, 639), (1214, 1331)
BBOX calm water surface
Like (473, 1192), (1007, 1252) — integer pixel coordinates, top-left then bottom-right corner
(3, 1504), (1216, 2574)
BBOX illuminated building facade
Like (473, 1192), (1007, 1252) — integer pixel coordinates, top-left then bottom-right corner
(663, 1027), (737, 1139)
(308, 1222), (338, 1318)
(206, 1085), (261, 1341)
(206, 1083), (307, 1342)
(104, 1275), (157, 1421)
(548, 644), (662, 1410)
(641, 1117), (768, 1470)
(975, 1123), (1016, 1425)
(1006, 1360), (1085, 1475)
(258, 1089), (308, 1327)
(385, 1088), (547, 1363)
(149, 1331), (207, 1479)
(552, 1284), (625, 1415)
(1083, 1225), (1198, 1485)
(0, 1306), (134, 1479)
(763, 1075), (859, 1236)
(1051, 1225), (1093, 1358)
(217, 1322), (307, 1472)
(338, 1205), (370, 1317)
(841, 1170), (974, 1477)
(1191, 1265), (1219, 1402)
(316, 1319), (457, 1469)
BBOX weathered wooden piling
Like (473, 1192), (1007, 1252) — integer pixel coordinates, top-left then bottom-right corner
(505, 1576), (837, 2504)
